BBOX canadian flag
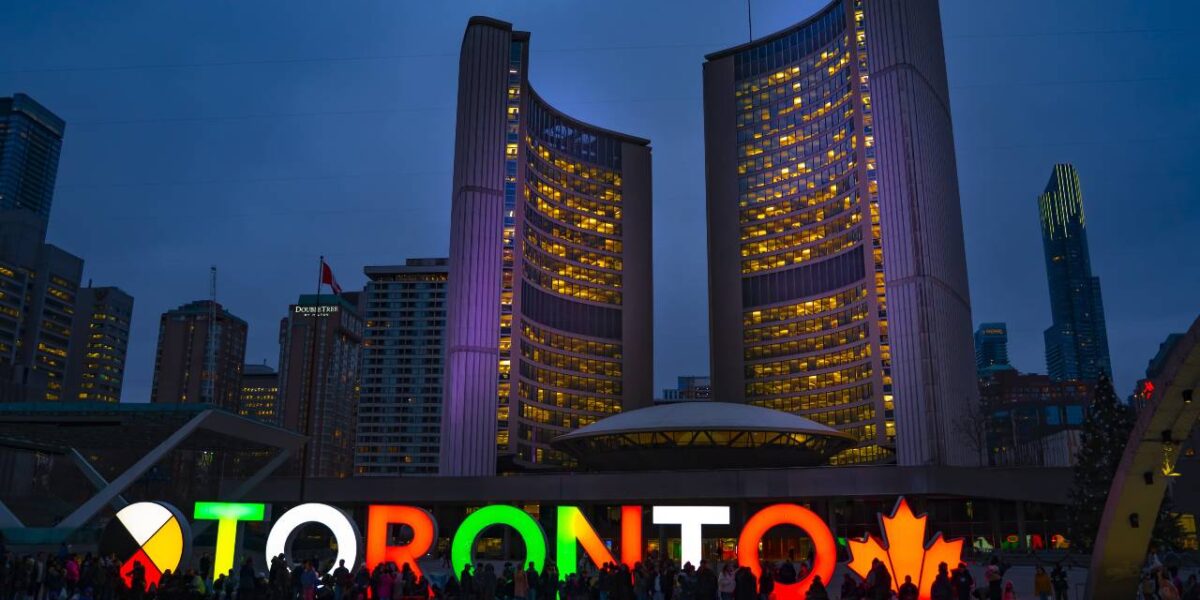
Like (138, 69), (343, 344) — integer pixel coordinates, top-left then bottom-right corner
(320, 259), (342, 295)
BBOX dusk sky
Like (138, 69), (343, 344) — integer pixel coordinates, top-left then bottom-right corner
(1, 0), (1196, 402)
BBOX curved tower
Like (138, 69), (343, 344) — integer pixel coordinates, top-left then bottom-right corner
(442, 18), (653, 474)
(703, 0), (977, 465)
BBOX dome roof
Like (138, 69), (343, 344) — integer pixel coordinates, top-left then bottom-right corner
(557, 401), (850, 439)
(551, 401), (856, 471)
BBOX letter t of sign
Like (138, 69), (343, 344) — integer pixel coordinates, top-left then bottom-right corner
(651, 506), (730, 567)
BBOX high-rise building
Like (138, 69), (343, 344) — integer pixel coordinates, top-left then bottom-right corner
(64, 285), (133, 402)
(0, 210), (83, 401)
(150, 300), (247, 410)
(278, 294), (363, 478)
(0, 95), (135, 405)
(662, 376), (712, 401)
(1039, 163), (1112, 383)
(441, 17), (653, 474)
(238, 363), (280, 425)
(704, 0), (978, 465)
(974, 322), (1013, 376)
(355, 259), (448, 476)
(978, 369), (1090, 467)
(0, 94), (65, 221)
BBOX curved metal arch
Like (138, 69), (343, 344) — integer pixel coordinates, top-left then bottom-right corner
(1088, 315), (1200, 598)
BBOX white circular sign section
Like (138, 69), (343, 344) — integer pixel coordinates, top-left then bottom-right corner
(265, 503), (359, 573)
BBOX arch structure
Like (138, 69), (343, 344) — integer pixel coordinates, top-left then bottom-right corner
(1088, 315), (1200, 598)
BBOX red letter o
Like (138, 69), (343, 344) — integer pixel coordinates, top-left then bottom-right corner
(737, 504), (836, 600)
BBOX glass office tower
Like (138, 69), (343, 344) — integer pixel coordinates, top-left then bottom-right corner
(1039, 163), (1111, 382)
(441, 18), (653, 474)
(0, 94), (65, 221)
(704, 0), (978, 465)
(975, 322), (1013, 376)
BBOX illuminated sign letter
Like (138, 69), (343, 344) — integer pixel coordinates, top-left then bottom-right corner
(556, 505), (642, 578)
(452, 505), (546, 578)
(365, 505), (437, 577)
(193, 502), (266, 581)
(100, 501), (192, 588)
(265, 503), (359, 575)
(737, 504), (835, 600)
(556, 506), (617, 579)
(651, 506), (729, 567)
(621, 505), (643, 568)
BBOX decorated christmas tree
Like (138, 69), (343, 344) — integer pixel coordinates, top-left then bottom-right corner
(1153, 490), (1186, 552)
(1066, 375), (1135, 550)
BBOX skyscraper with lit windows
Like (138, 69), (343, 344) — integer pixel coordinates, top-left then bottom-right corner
(64, 285), (133, 402)
(704, 0), (978, 466)
(441, 17), (653, 474)
(0, 94), (64, 222)
(150, 300), (247, 410)
(974, 322), (1013, 376)
(355, 259), (448, 476)
(1039, 163), (1111, 383)
(278, 294), (363, 478)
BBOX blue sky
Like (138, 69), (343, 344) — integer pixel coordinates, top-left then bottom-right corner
(1, 0), (1196, 401)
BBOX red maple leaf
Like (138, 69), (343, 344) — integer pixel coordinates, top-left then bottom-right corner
(846, 497), (964, 600)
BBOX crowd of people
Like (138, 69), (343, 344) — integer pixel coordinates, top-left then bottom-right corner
(0, 545), (1155, 600)
(1137, 565), (1200, 600)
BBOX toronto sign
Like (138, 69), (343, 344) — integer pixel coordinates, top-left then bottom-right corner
(104, 497), (962, 600)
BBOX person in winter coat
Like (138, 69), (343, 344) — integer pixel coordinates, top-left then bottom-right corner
(238, 557), (257, 600)
(930, 563), (953, 600)
(839, 574), (860, 600)
(804, 576), (829, 600)
(733, 567), (756, 600)
(515, 567), (530, 600)
(869, 560), (891, 600)
(756, 566), (773, 600)
(1049, 566), (1068, 600)
(696, 562), (717, 600)
(898, 575), (918, 600)
(1032, 566), (1052, 600)
(952, 563), (974, 600)
(301, 561), (320, 600)
(985, 565), (1002, 600)
(718, 565), (735, 600)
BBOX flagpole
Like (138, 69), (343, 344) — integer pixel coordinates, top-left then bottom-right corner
(299, 255), (324, 501)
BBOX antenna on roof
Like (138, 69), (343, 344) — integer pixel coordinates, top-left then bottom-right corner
(747, 0), (754, 42)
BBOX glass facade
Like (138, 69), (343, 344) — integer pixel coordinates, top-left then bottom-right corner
(978, 370), (1091, 467)
(1039, 164), (1112, 383)
(512, 92), (630, 467)
(974, 322), (1012, 376)
(0, 94), (64, 220)
(355, 260), (448, 476)
(721, 0), (891, 464)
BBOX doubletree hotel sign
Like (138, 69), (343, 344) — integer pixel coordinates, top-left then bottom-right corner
(104, 497), (962, 600)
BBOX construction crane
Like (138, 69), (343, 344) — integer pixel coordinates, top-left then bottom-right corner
(204, 266), (217, 405)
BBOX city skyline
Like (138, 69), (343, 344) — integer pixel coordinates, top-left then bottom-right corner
(0, 1), (1195, 401)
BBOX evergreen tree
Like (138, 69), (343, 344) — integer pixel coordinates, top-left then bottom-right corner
(1066, 375), (1136, 550)
(1152, 493), (1186, 552)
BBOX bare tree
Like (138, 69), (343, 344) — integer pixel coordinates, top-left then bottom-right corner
(952, 398), (991, 466)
